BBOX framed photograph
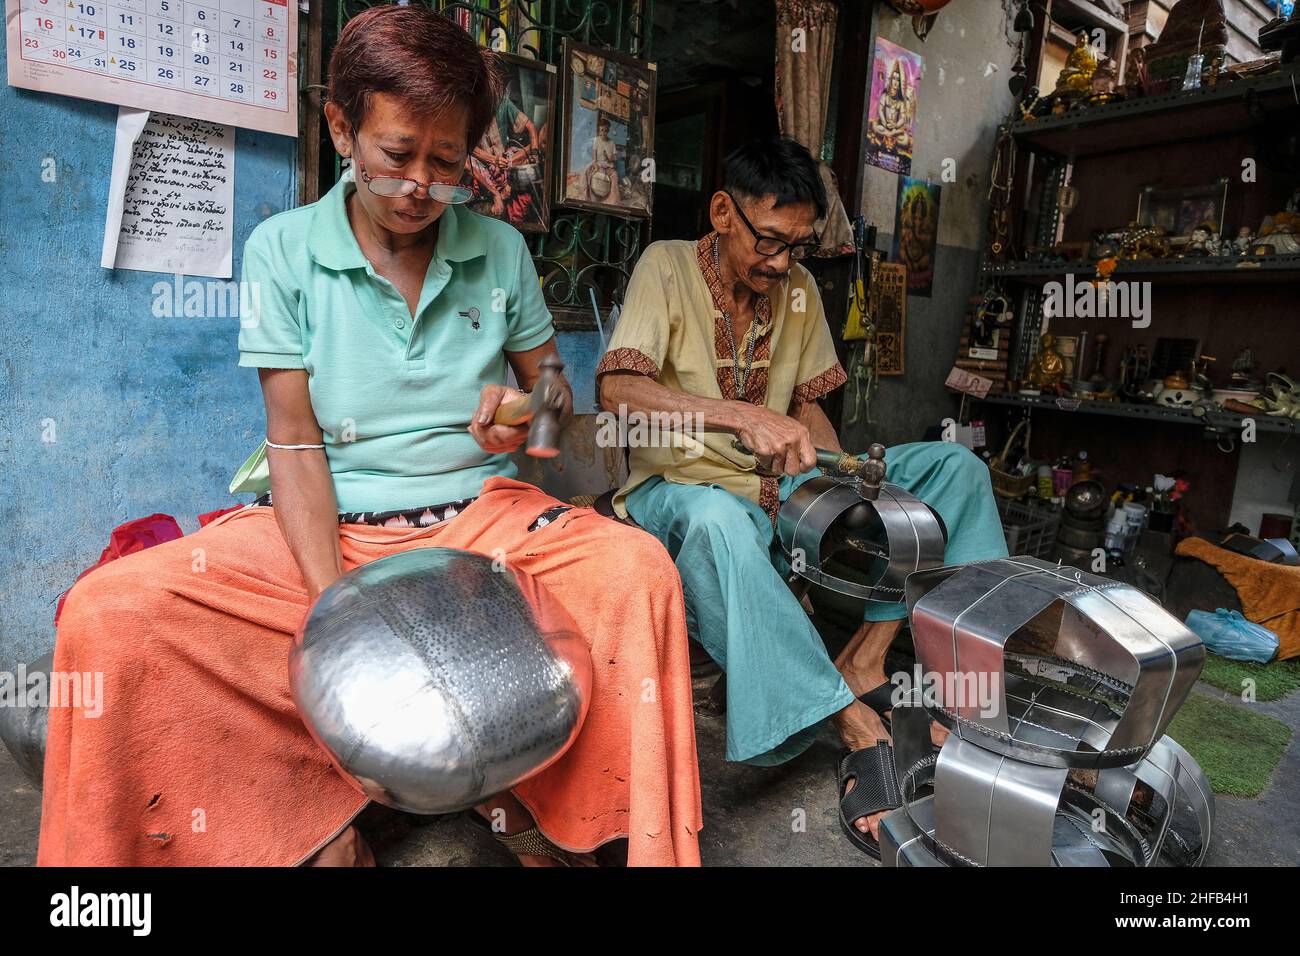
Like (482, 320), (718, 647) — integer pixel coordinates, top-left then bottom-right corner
(1136, 179), (1229, 238)
(466, 52), (556, 234)
(557, 39), (657, 219)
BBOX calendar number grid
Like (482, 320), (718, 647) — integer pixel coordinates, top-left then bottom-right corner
(18, 0), (289, 112)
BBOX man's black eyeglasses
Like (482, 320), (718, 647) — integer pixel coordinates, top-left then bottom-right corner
(724, 191), (820, 261)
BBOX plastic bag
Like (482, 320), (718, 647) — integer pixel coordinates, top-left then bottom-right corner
(1185, 608), (1280, 664)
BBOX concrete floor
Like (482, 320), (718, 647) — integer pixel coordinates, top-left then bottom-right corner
(3, 668), (1296, 867)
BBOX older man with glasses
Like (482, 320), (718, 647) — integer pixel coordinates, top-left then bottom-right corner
(597, 137), (1007, 858)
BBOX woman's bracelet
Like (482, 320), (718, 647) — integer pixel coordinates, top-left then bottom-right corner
(266, 439), (325, 450)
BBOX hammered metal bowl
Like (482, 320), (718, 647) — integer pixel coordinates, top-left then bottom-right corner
(290, 548), (592, 814)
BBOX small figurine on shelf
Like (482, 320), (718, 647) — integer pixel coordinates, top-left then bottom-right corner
(1206, 55), (1224, 86)
(1252, 210), (1300, 255)
(1025, 333), (1067, 393)
(1124, 46), (1150, 97)
(1185, 224), (1214, 256)
(1089, 57), (1121, 105)
(1053, 32), (1099, 112)
(1232, 227), (1255, 255)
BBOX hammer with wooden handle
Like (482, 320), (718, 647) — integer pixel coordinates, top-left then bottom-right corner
(492, 354), (567, 459)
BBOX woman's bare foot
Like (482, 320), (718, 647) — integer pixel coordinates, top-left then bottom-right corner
(306, 825), (375, 867)
(474, 792), (597, 867)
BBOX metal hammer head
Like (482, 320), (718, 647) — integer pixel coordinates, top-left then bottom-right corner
(492, 355), (567, 458)
(856, 443), (887, 500)
(525, 355), (566, 458)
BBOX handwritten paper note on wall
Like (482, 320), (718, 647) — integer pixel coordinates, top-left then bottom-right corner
(101, 109), (235, 279)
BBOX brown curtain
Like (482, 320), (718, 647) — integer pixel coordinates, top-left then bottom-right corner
(774, 0), (855, 257)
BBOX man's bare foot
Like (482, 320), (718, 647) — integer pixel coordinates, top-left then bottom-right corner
(474, 792), (597, 867)
(836, 620), (948, 749)
(306, 825), (375, 867)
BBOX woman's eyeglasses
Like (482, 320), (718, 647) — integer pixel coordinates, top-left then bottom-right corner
(355, 156), (472, 204)
(725, 190), (820, 261)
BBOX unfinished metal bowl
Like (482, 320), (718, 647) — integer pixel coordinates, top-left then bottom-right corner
(0, 651), (53, 788)
(880, 726), (1214, 867)
(290, 548), (592, 815)
(905, 556), (1203, 769)
(778, 476), (947, 605)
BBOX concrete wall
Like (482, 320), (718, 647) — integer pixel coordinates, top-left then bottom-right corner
(1229, 432), (1298, 540)
(843, 5), (1018, 450)
(0, 45), (297, 669)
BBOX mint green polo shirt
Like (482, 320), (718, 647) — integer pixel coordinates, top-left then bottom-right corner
(232, 169), (555, 512)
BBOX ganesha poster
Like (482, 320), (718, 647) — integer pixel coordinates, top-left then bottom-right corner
(892, 176), (941, 298)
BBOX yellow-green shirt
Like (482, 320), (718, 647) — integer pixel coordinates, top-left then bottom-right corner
(596, 235), (846, 518)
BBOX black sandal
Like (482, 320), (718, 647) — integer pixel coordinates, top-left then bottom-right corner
(858, 681), (948, 753)
(856, 681), (896, 731)
(837, 742), (903, 860)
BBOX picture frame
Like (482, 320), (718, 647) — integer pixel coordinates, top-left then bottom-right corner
(871, 262), (907, 376)
(557, 38), (657, 219)
(1136, 179), (1229, 238)
(466, 52), (556, 235)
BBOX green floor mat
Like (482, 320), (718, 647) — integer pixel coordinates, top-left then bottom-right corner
(1167, 692), (1292, 798)
(1197, 653), (1300, 702)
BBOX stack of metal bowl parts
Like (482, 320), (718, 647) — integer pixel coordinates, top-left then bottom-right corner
(1055, 479), (1109, 566)
(879, 555), (1213, 867)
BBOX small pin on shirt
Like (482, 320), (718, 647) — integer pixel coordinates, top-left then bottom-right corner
(459, 307), (481, 330)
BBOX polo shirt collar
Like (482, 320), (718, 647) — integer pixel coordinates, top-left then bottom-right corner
(307, 166), (489, 271)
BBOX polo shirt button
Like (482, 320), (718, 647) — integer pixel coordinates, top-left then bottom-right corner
(394, 318), (405, 329)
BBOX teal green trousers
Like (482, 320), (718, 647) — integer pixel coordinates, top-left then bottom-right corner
(625, 441), (1008, 765)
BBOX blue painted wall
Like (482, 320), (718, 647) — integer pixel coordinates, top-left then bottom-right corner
(0, 46), (611, 669)
(0, 42), (298, 668)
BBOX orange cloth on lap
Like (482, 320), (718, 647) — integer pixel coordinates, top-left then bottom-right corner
(1176, 536), (1300, 661)
(38, 478), (702, 867)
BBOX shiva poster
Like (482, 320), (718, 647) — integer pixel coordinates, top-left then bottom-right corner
(865, 38), (921, 176)
(891, 176), (941, 298)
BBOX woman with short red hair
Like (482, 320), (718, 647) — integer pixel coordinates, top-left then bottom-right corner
(38, 5), (702, 868)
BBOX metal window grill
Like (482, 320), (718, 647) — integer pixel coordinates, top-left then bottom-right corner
(335, 0), (655, 316)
